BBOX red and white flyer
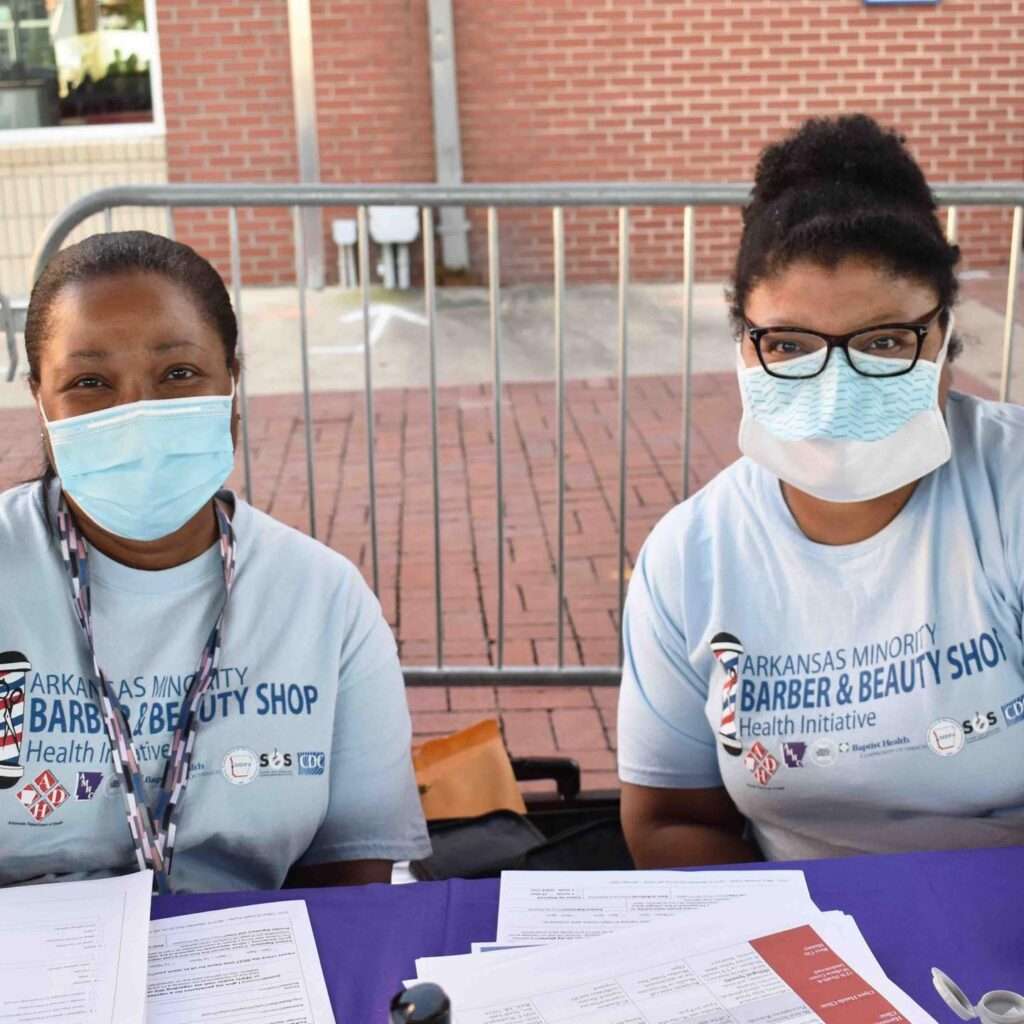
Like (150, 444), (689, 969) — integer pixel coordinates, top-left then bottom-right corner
(422, 898), (936, 1024)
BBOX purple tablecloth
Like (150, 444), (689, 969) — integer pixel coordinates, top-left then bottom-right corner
(152, 845), (1024, 1022)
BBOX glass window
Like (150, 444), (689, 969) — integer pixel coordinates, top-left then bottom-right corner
(0, 0), (155, 131)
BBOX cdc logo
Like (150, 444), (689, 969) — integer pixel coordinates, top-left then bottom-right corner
(1001, 693), (1024, 729)
(298, 751), (326, 776)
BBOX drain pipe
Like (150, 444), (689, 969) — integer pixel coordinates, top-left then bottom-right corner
(287, 0), (325, 287)
(427, 0), (470, 270)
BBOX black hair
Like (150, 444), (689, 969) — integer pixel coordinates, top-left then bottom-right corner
(25, 230), (237, 383)
(728, 113), (962, 358)
(24, 230), (237, 495)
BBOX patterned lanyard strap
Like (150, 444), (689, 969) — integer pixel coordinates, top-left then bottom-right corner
(56, 495), (237, 895)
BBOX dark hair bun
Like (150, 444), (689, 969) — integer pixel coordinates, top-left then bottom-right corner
(750, 114), (936, 218)
(729, 112), (960, 352)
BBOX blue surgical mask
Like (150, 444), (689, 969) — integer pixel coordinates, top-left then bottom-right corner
(41, 384), (236, 541)
(737, 315), (954, 503)
(739, 348), (945, 442)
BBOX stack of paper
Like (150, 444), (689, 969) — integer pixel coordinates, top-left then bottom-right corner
(412, 870), (936, 1023)
(0, 873), (336, 1024)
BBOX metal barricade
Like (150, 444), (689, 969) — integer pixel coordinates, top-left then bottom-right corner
(24, 182), (1024, 686)
(1, 291), (17, 383)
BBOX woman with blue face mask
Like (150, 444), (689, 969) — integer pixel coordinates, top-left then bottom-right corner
(0, 231), (430, 892)
(617, 114), (1024, 866)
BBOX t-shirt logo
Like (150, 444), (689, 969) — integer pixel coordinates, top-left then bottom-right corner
(782, 742), (806, 768)
(15, 769), (70, 822)
(298, 751), (325, 776)
(711, 632), (745, 757)
(927, 718), (965, 757)
(76, 771), (104, 801)
(0, 649), (30, 792)
(222, 748), (259, 785)
(1002, 692), (1024, 729)
(744, 742), (779, 785)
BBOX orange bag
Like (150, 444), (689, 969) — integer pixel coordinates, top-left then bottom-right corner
(413, 718), (526, 821)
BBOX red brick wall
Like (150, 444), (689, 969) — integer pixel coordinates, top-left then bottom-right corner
(159, 0), (299, 285)
(309, 0), (436, 282)
(163, 0), (1024, 285)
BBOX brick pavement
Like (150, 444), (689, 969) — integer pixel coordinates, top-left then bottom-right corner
(0, 367), (994, 791)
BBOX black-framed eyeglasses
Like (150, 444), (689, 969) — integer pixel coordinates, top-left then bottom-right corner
(743, 304), (945, 379)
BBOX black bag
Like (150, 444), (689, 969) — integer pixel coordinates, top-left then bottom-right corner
(411, 757), (632, 880)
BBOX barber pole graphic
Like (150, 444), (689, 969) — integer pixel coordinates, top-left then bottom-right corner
(710, 632), (744, 757)
(0, 650), (29, 790)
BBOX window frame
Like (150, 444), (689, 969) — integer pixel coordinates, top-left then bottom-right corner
(0, 0), (165, 145)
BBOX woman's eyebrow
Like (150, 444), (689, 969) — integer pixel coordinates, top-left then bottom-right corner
(147, 339), (203, 354)
(60, 349), (109, 363)
(763, 310), (923, 329)
(858, 310), (918, 324)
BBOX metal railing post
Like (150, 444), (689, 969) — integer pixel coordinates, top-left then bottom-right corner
(292, 206), (318, 538)
(489, 207), (506, 669)
(1, 292), (16, 383)
(228, 208), (253, 504)
(681, 205), (696, 499)
(423, 207), (444, 667)
(617, 208), (630, 653)
(553, 207), (566, 667)
(945, 206), (958, 244)
(999, 207), (1023, 403)
(358, 206), (381, 595)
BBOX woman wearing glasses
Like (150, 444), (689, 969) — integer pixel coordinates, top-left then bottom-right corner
(617, 114), (1024, 865)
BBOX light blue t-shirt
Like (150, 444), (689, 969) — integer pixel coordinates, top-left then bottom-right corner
(618, 392), (1024, 860)
(0, 482), (430, 891)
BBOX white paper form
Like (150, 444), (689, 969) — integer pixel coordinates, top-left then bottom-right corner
(435, 906), (936, 1024)
(0, 870), (152, 1024)
(419, 902), (818, 996)
(146, 901), (336, 1024)
(496, 869), (815, 944)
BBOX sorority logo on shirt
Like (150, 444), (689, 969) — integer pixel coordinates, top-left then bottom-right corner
(15, 769), (70, 822)
(743, 742), (779, 785)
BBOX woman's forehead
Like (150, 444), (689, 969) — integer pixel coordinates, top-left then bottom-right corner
(45, 272), (221, 357)
(746, 259), (940, 331)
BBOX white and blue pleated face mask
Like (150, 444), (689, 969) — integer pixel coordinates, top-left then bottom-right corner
(41, 382), (236, 541)
(737, 314), (954, 503)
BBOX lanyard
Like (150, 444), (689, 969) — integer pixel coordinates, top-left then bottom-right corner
(56, 495), (237, 894)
